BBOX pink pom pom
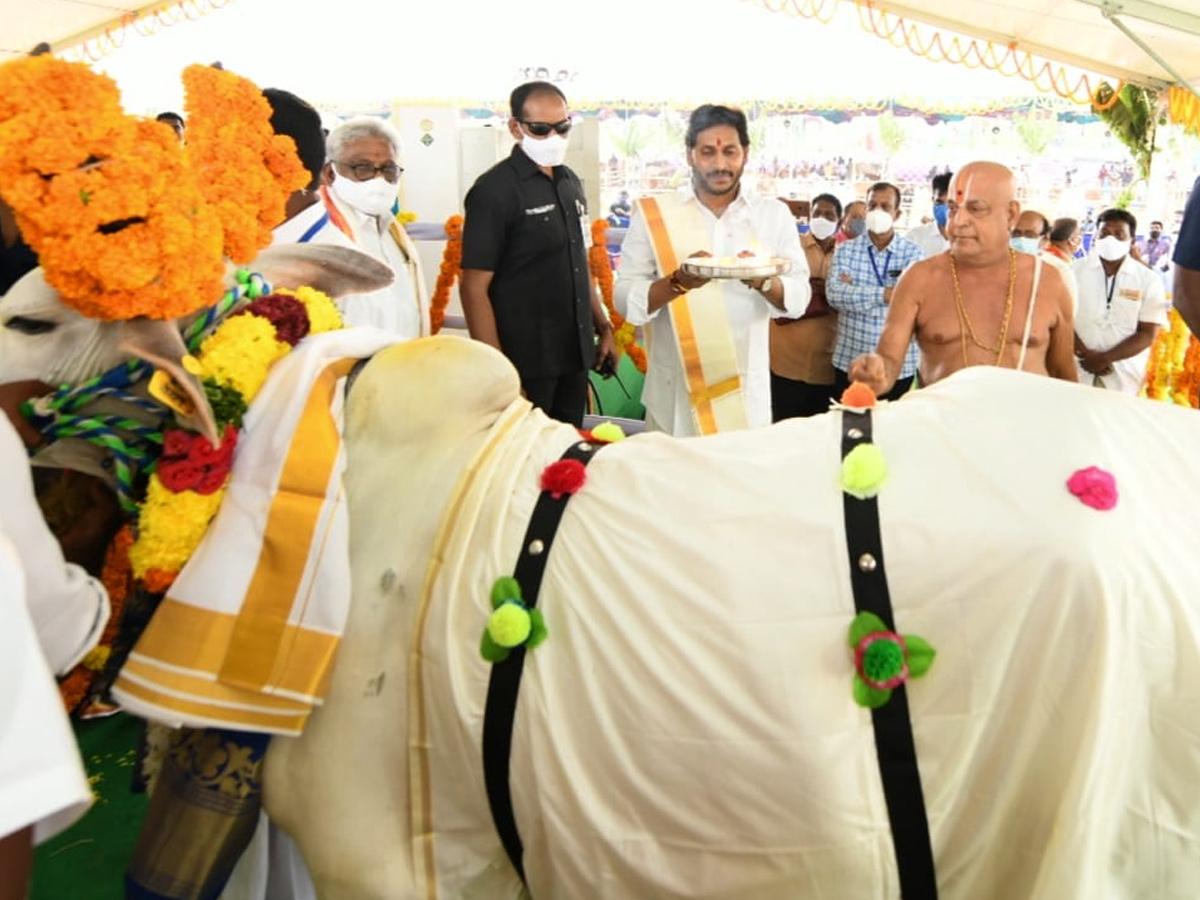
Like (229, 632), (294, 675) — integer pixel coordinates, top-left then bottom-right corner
(1067, 466), (1118, 511)
(540, 459), (587, 499)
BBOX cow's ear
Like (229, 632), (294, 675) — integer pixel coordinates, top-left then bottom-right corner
(245, 244), (394, 300)
(117, 318), (220, 444)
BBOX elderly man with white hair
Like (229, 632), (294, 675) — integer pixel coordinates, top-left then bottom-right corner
(320, 116), (430, 337)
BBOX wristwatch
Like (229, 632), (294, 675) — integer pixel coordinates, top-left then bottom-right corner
(759, 276), (776, 294)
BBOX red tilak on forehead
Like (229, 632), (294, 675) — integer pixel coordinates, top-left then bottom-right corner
(956, 189), (965, 201)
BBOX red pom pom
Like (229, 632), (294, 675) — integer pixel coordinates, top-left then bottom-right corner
(540, 458), (587, 499)
(157, 458), (204, 492)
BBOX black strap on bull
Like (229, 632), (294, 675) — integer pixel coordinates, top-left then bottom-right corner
(482, 439), (602, 885)
(841, 408), (939, 898)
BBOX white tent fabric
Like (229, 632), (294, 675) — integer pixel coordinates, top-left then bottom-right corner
(3, 0), (1199, 108)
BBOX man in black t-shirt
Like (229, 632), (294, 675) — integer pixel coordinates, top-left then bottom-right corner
(460, 80), (615, 427)
(1173, 176), (1200, 337)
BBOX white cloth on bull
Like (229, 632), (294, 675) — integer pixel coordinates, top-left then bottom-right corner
(411, 366), (1200, 900)
(112, 327), (399, 736)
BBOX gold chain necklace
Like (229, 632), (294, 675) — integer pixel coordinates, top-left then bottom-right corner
(950, 247), (1017, 367)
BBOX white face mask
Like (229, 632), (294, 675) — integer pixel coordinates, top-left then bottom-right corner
(520, 132), (569, 168)
(1096, 234), (1131, 262)
(865, 208), (894, 235)
(808, 217), (838, 240)
(329, 173), (398, 217)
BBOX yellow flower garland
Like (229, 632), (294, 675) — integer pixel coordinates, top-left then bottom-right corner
(1142, 308), (1200, 408)
(129, 287), (345, 584)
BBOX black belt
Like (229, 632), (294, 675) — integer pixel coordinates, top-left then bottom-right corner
(841, 408), (939, 898)
(481, 439), (601, 885)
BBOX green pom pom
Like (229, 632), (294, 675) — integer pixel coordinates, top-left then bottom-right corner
(480, 630), (510, 663)
(848, 611), (887, 648)
(905, 634), (937, 678)
(862, 638), (905, 683)
(526, 608), (548, 649)
(841, 443), (887, 499)
(490, 576), (523, 610)
(854, 676), (892, 709)
(591, 421), (626, 443)
(487, 601), (531, 648)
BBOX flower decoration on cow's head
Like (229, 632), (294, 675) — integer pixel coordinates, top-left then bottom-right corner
(481, 576), (547, 663)
(848, 611), (936, 708)
(0, 55), (307, 322)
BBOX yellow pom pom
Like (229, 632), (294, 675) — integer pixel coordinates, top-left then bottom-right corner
(841, 443), (887, 499)
(487, 602), (532, 648)
(591, 421), (626, 443)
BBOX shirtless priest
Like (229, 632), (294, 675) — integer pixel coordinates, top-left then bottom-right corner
(849, 161), (1076, 395)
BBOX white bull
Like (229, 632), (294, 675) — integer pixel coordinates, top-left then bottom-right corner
(5, 275), (1200, 899)
(262, 335), (1200, 900)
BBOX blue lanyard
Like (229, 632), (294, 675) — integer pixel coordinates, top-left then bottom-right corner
(868, 246), (892, 287)
(298, 211), (330, 244)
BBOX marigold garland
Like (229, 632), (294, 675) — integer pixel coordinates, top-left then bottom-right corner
(0, 57), (305, 321)
(127, 285), (345, 586)
(1141, 308), (1200, 407)
(588, 218), (646, 373)
(430, 214), (463, 335)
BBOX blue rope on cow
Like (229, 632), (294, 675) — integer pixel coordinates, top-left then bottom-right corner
(182, 270), (271, 352)
(840, 407), (939, 899)
(22, 358), (169, 515)
(481, 438), (603, 887)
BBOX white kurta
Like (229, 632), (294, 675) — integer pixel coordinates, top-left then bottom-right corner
(615, 186), (810, 436)
(1071, 253), (1168, 392)
(906, 221), (949, 259)
(0, 532), (93, 844)
(0, 416), (108, 675)
(270, 202), (356, 250)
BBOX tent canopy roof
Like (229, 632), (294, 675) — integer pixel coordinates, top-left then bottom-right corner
(4, 0), (1200, 102)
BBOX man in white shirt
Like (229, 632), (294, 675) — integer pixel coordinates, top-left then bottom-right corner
(1072, 207), (1168, 393)
(905, 170), (952, 259)
(1011, 208), (1077, 313)
(320, 117), (429, 337)
(615, 104), (810, 436)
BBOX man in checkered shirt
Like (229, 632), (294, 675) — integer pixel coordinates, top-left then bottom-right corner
(826, 182), (923, 401)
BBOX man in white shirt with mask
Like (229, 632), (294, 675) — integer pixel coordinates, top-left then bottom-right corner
(1072, 207), (1168, 393)
(320, 117), (429, 337)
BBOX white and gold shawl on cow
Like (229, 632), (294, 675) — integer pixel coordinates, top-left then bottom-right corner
(409, 366), (1200, 900)
(112, 328), (398, 736)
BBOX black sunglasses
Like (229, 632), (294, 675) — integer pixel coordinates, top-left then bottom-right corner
(520, 119), (572, 137)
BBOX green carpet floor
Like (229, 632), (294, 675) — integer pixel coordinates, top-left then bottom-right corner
(32, 713), (147, 900)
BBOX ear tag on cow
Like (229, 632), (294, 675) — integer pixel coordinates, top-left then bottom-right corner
(149, 369), (197, 417)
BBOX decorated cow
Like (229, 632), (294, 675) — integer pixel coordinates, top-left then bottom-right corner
(251, 334), (1200, 900)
